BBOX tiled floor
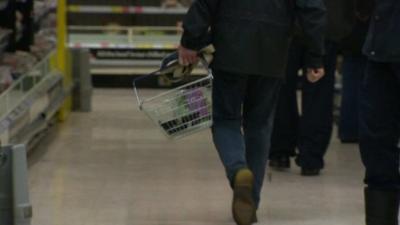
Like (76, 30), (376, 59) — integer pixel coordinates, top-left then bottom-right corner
(28, 89), (365, 225)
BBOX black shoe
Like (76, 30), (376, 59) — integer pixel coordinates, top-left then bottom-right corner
(340, 138), (359, 144)
(269, 156), (291, 170)
(252, 211), (258, 223)
(365, 188), (399, 225)
(301, 168), (320, 176)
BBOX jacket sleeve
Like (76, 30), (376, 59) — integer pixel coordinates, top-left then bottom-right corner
(355, 0), (374, 18)
(180, 0), (219, 51)
(295, 0), (327, 68)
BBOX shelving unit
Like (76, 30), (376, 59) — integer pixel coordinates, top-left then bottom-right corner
(0, 51), (65, 147)
(0, 29), (12, 53)
(68, 5), (188, 14)
(0, 0), (72, 148)
(34, 0), (56, 30)
(0, 0), (16, 51)
(66, 0), (206, 87)
(0, 0), (8, 10)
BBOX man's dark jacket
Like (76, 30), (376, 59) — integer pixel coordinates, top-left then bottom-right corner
(180, 0), (326, 78)
(325, 0), (356, 42)
(360, 0), (400, 62)
(340, 19), (370, 56)
(294, 0), (357, 48)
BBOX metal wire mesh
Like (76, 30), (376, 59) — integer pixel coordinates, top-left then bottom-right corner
(139, 75), (212, 139)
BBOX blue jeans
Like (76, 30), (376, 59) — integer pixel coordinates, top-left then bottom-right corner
(360, 61), (400, 190)
(211, 70), (281, 207)
(338, 55), (367, 141)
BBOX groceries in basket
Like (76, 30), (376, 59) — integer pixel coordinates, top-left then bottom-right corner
(160, 87), (211, 135)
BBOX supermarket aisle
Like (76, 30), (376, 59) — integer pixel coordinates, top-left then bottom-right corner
(28, 89), (364, 225)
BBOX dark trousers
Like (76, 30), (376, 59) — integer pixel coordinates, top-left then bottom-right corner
(360, 61), (400, 190)
(212, 70), (281, 207)
(339, 55), (367, 141)
(270, 39), (337, 169)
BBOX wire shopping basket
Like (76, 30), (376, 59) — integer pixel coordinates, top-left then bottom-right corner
(133, 58), (213, 139)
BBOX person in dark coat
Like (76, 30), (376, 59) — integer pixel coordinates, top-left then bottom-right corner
(179, 0), (326, 224)
(338, 17), (370, 143)
(269, 0), (355, 175)
(357, 0), (400, 224)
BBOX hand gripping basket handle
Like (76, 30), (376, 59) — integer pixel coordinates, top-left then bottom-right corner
(133, 48), (213, 109)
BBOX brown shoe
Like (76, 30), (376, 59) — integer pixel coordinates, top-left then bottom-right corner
(232, 168), (256, 225)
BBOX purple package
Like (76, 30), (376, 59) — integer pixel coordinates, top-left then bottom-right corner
(185, 88), (209, 117)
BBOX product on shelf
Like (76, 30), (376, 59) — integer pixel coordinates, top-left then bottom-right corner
(15, 10), (24, 42)
(0, 0), (8, 10)
(0, 27), (12, 50)
(179, 0), (193, 7)
(104, 23), (124, 35)
(161, 0), (184, 8)
(38, 12), (57, 30)
(2, 51), (38, 76)
(161, 0), (192, 7)
(176, 21), (183, 35)
(34, 0), (56, 22)
(0, 27), (12, 38)
(0, 66), (13, 94)
(30, 29), (56, 58)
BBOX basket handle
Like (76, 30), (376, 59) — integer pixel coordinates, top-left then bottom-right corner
(133, 69), (161, 109)
(133, 51), (212, 109)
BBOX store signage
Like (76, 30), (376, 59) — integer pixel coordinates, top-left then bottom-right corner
(90, 48), (175, 60)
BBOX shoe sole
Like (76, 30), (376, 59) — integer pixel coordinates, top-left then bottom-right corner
(270, 164), (290, 171)
(232, 169), (256, 225)
(301, 170), (320, 176)
(269, 159), (291, 170)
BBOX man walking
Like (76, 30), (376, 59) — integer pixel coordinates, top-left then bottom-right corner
(357, 0), (400, 224)
(179, 0), (326, 224)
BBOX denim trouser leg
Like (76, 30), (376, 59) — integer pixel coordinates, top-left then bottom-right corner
(243, 78), (281, 207)
(211, 70), (281, 207)
(359, 61), (400, 190)
(212, 72), (248, 184)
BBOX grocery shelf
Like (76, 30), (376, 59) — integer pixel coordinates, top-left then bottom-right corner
(91, 59), (162, 67)
(91, 65), (207, 76)
(0, 28), (12, 53)
(34, 5), (56, 25)
(68, 26), (180, 49)
(68, 5), (188, 15)
(66, 12), (206, 85)
(89, 58), (206, 74)
(68, 41), (178, 49)
(0, 52), (53, 121)
(68, 26), (180, 74)
(0, 52), (65, 146)
(69, 26), (182, 77)
(0, 0), (7, 10)
(67, 26), (210, 79)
